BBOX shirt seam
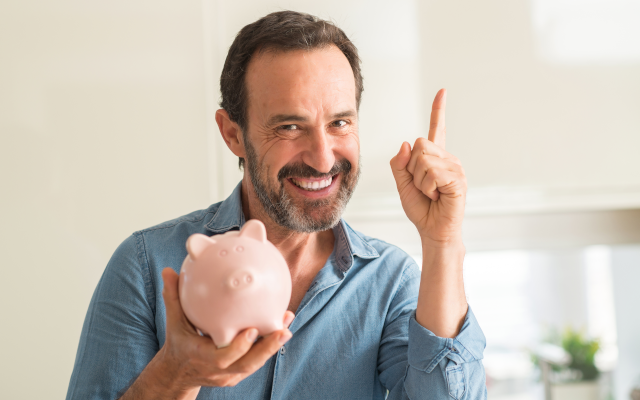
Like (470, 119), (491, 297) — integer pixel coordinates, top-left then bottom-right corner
(379, 261), (419, 347)
(453, 337), (481, 362)
(396, 261), (421, 294)
(135, 232), (157, 321)
(66, 280), (101, 398)
(136, 207), (216, 235)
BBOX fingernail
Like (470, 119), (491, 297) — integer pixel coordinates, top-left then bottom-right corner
(247, 329), (258, 342)
(279, 330), (292, 344)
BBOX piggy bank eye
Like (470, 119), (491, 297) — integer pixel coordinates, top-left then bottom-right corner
(219, 250), (228, 256)
(244, 274), (252, 283)
(231, 278), (239, 286)
(235, 246), (244, 252)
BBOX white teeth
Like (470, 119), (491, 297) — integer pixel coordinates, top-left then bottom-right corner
(292, 176), (333, 191)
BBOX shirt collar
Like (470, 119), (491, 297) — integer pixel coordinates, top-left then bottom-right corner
(204, 181), (380, 270)
(332, 220), (379, 273)
(205, 181), (245, 234)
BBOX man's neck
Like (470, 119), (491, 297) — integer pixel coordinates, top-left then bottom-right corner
(240, 179), (335, 277)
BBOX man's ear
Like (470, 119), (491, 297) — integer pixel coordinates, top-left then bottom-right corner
(216, 109), (246, 158)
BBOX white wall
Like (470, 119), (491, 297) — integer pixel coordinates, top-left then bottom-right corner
(0, 1), (210, 398)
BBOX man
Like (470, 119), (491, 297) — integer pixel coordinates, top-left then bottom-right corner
(67, 10), (486, 400)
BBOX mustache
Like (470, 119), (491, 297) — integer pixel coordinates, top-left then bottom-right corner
(277, 159), (352, 181)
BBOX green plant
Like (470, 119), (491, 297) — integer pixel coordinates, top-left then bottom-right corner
(560, 327), (600, 381)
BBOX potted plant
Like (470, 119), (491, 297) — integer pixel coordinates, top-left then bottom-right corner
(550, 328), (601, 400)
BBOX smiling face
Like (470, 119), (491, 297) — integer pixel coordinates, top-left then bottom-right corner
(242, 45), (361, 233)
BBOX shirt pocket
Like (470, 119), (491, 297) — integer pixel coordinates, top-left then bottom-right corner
(446, 364), (466, 399)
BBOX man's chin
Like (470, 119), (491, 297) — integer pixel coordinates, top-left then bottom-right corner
(283, 203), (344, 232)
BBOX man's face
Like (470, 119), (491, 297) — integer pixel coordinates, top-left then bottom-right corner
(243, 45), (360, 233)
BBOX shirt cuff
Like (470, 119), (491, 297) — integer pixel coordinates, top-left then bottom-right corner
(407, 305), (486, 373)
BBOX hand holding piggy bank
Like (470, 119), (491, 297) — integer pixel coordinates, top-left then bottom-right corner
(178, 219), (292, 348)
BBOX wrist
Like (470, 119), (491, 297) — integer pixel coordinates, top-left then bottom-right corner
(420, 236), (465, 272)
(420, 234), (464, 251)
(122, 348), (198, 400)
(151, 348), (199, 397)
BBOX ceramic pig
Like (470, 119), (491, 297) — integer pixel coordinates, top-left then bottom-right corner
(178, 219), (292, 348)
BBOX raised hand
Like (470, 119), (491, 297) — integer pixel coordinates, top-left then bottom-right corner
(389, 89), (467, 246)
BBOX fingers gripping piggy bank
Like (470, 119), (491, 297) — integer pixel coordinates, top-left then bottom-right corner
(178, 219), (292, 348)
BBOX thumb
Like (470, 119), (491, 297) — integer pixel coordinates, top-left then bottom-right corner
(162, 267), (191, 329)
(389, 142), (413, 191)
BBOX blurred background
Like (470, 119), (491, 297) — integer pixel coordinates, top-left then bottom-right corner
(1, 0), (639, 399)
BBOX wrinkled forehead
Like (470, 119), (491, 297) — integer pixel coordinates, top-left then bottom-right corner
(244, 46), (357, 120)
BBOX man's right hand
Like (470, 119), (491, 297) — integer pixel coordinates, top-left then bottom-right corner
(120, 268), (294, 400)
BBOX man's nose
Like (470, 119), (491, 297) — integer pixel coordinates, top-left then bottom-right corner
(302, 128), (336, 174)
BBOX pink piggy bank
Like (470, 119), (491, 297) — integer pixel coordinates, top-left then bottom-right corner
(178, 219), (292, 347)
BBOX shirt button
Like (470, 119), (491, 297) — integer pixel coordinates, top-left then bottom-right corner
(280, 346), (286, 355)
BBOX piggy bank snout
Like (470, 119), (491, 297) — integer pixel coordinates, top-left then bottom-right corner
(226, 270), (255, 290)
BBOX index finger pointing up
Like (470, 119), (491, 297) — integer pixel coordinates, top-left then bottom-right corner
(428, 88), (447, 149)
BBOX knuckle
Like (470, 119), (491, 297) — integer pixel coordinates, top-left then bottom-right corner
(226, 376), (241, 387)
(415, 155), (429, 169)
(239, 363), (254, 374)
(254, 359), (269, 372)
(424, 141), (440, 155)
(217, 375), (240, 387)
(407, 160), (418, 175)
(210, 376), (227, 387)
(212, 358), (228, 370)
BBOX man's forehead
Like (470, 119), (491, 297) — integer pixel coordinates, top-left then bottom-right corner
(244, 46), (357, 119)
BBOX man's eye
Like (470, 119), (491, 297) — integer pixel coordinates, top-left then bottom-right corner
(332, 120), (348, 128)
(279, 124), (299, 131)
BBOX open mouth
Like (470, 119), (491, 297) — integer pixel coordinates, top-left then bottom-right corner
(288, 175), (337, 192)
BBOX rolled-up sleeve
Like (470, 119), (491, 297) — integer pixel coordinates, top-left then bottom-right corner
(380, 262), (487, 400)
(402, 307), (487, 399)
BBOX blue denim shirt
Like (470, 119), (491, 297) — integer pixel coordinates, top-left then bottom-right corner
(66, 182), (487, 399)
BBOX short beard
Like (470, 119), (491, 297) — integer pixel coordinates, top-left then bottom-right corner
(245, 137), (360, 233)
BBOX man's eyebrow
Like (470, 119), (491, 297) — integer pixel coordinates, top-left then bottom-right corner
(265, 110), (357, 127)
(266, 114), (308, 126)
(331, 110), (357, 119)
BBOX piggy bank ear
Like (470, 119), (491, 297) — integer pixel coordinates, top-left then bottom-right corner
(186, 234), (216, 260)
(239, 219), (267, 243)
